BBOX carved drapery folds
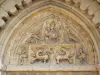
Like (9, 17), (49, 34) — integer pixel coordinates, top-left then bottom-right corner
(4, 10), (97, 66)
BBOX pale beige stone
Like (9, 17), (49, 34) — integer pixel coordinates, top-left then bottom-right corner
(0, 0), (99, 75)
(1, 0), (18, 15)
(97, 0), (100, 3)
(80, 0), (94, 10)
(73, 0), (81, 3)
(3, 10), (96, 66)
(23, 0), (32, 6)
(92, 10), (100, 24)
(14, 0), (23, 9)
(0, 7), (9, 18)
(14, 0), (22, 6)
(0, 18), (6, 28)
(88, 1), (100, 15)
(23, 0), (32, 3)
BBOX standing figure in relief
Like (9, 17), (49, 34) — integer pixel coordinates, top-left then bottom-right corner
(77, 48), (87, 64)
(19, 49), (28, 65)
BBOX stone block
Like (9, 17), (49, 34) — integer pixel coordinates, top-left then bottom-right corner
(92, 10), (100, 24)
(0, 7), (9, 18)
(88, 1), (100, 15)
(1, 0), (18, 15)
(23, 0), (32, 6)
(0, 18), (6, 28)
(14, 0), (23, 7)
(14, 0), (24, 9)
(9, 7), (18, 15)
(80, 0), (94, 10)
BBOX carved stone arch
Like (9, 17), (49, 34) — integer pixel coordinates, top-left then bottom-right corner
(0, 1), (100, 75)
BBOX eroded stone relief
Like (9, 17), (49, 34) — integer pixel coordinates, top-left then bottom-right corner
(16, 15), (84, 65)
(19, 46), (28, 65)
(28, 44), (75, 64)
(18, 44), (87, 65)
(4, 10), (97, 66)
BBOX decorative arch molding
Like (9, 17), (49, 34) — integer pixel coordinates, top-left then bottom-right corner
(0, 0), (100, 75)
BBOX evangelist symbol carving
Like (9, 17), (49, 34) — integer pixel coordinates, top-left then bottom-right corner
(18, 15), (88, 65)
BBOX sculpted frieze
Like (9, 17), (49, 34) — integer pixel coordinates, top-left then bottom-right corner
(6, 13), (96, 65)
(29, 45), (50, 64)
(16, 44), (88, 65)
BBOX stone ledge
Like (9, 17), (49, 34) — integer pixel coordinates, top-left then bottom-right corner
(6, 64), (97, 72)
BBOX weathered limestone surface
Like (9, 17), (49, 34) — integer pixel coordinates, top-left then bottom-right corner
(1, 0), (18, 15)
(23, 0), (32, 4)
(6, 65), (97, 71)
(23, 0), (32, 6)
(93, 10), (100, 24)
(0, 8), (9, 18)
(0, 0), (99, 30)
(0, 0), (100, 75)
(14, 0), (22, 6)
(80, 0), (94, 10)
(0, 7), (98, 75)
(14, 0), (23, 9)
(88, 1), (100, 15)
(0, 18), (6, 28)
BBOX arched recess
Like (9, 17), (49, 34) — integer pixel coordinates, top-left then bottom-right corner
(0, 1), (100, 75)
